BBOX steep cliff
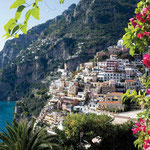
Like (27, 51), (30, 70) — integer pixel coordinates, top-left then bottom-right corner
(0, 0), (139, 101)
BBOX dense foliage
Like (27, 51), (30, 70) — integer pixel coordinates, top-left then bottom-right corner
(16, 87), (51, 118)
(0, 119), (60, 150)
(54, 113), (137, 150)
(123, 0), (150, 149)
(4, 0), (64, 39)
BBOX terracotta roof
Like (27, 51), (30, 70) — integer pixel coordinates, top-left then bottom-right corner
(125, 80), (134, 82)
(107, 92), (123, 96)
(99, 101), (122, 104)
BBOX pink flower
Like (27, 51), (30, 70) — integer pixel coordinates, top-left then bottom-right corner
(147, 15), (150, 21)
(141, 11), (147, 17)
(132, 22), (137, 28)
(143, 143), (150, 150)
(143, 139), (150, 150)
(140, 18), (146, 23)
(132, 128), (139, 134)
(137, 33), (143, 39)
(147, 89), (150, 95)
(139, 118), (145, 123)
(142, 54), (150, 69)
(148, 130), (150, 135)
(143, 7), (148, 13)
(141, 126), (146, 132)
(136, 24), (141, 28)
(136, 123), (141, 128)
(144, 32), (150, 36)
(136, 13), (143, 21)
(145, 139), (150, 144)
(129, 18), (135, 22)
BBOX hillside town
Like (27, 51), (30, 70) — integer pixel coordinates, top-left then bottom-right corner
(34, 41), (146, 132)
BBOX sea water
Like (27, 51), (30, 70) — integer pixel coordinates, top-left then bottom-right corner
(0, 101), (16, 132)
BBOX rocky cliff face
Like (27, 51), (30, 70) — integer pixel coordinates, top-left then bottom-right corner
(0, 0), (139, 101)
(0, 20), (53, 68)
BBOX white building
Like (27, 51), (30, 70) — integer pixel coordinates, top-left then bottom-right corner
(98, 72), (125, 82)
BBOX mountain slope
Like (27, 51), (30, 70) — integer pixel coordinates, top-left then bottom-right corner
(0, 0), (139, 101)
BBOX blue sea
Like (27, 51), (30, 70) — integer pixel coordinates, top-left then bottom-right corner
(0, 101), (16, 132)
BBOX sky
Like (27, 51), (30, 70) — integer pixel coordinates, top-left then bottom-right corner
(0, 0), (80, 50)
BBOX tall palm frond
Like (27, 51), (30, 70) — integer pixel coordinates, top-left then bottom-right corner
(0, 119), (61, 150)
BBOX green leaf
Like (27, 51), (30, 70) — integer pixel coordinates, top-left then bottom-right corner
(15, 5), (26, 20)
(11, 25), (20, 35)
(60, 0), (64, 4)
(10, 0), (26, 9)
(35, 0), (38, 5)
(20, 25), (27, 34)
(2, 33), (11, 39)
(4, 18), (16, 32)
(24, 9), (33, 24)
(129, 46), (135, 56)
(32, 7), (40, 20)
(15, 34), (19, 38)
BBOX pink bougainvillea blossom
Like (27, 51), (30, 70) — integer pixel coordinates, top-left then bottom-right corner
(141, 126), (146, 132)
(132, 128), (139, 134)
(136, 24), (141, 28)
(132, 22), (137, 28)
(137, 33), (144, 39)
(148, 130), (150, 135)
(142, 54), (150, 69)
(140, 18), (146, 23)
(143, 139), (150, 150)
(136, 12), (143, 21)
(147, 15), (150, 21)
(144, 32), (150, 36)
(136, 122), (141, 128)
(139, 118), (145, 124)
(142, 7), (148, 13)
(129, 18), (135, 22)
(147, 89), (150, 95)
(143, 143), (150, 150)
(141, 11), (147, 17)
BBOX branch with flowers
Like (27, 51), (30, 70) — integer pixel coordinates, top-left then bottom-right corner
(123, 0), (150, 56)
(123, 0), (150, 150)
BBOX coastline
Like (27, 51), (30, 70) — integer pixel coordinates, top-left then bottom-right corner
(0, 101), (16, 132)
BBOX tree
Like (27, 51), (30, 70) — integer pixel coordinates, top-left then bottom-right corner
(99, 121), (137, 150)
(123, 1), (150, 149)
(0, 119), (60, 150)
(4, 0), (65, 39)
(54, 113), (136, 150)
(62, 113), (113, 149)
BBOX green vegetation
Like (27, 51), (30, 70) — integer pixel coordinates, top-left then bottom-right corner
(53, 113), (137, 150)
(0, 119), (60, 150)
(21, 88), (51, 117)
(1, 111), (137, 150)
(4, 0), (64, 38)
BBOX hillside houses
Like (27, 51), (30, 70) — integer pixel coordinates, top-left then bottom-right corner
(34, 48), (146, 132)
(47, 52), (144, 114)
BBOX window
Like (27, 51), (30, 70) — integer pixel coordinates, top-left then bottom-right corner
(108, 98), (111, 101)
(112, 99), (118, 101)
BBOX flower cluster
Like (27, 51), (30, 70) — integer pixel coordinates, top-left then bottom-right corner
(142, 54), (150, 69)
(132, 118), (150, 150)
(129, 6), (150, 39)
(132, 118), (146, 134)
(147, 89), (150, 95)
(143, 139), (150, 150)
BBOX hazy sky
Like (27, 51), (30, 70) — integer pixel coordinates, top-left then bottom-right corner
(0, 0), (79, 50)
